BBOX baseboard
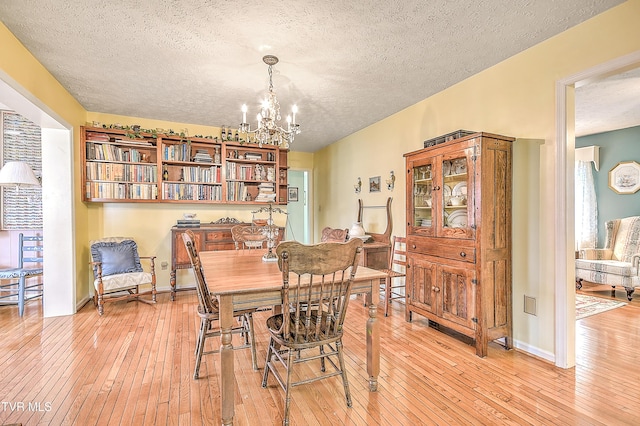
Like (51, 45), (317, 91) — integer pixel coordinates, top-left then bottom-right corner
(76, 295), (92, 312)
(512, 338), (555, 364)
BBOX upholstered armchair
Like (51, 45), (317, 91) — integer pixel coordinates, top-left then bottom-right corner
(575, 216), (640, 300)
(90, 237), (157, 315)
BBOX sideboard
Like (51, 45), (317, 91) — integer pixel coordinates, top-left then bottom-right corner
(170, 220), (283, 300)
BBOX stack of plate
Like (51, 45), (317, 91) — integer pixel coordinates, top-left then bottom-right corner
(420, 219), (432, 227)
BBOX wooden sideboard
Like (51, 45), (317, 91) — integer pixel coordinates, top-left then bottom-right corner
(170, 220), (283, 300)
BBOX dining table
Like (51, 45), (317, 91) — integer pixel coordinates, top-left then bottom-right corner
(199, 248), (387, 426)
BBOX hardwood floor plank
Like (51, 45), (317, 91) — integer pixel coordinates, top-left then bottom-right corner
(2, 290), (640, 425)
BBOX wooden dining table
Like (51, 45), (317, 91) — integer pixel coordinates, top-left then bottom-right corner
(199, 248), (387, 426)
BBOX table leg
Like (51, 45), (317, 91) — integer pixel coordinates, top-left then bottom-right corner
(219, 294), (234, 425)
(365, 282), (380, 392)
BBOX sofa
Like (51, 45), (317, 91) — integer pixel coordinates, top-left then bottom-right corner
(575, 216), (640, 300)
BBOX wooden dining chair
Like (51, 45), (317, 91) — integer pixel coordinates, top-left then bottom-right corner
(320, 226), (349, 242)
(262, 239), (363, 425)
(181, 230), (258, 378)
(231, 224), (268, 249)
(379, 236), (407, 316)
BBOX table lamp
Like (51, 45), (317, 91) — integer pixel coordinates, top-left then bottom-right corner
(0, 161), (40, 190)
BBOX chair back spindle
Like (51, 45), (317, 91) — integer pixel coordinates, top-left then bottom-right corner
(182, 230), (216, 315)
(276, 240), (363, 346)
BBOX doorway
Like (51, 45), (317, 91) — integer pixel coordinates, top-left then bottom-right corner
(0, 76), (76, 317)
(555, 50), (640, 368)
(286, 169), (311, 243)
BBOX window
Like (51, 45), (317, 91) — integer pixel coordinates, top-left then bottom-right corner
(1, 111), (42, 229)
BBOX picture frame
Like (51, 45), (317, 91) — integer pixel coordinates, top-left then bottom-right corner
(609, 160), (640, 194)
(288, 187), (299, 202)
(369, 176), (381, 192)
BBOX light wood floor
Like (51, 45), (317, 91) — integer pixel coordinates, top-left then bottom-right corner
(1, 284), (639, 426)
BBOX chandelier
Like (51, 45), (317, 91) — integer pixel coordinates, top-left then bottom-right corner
(239, 55), (300, 149)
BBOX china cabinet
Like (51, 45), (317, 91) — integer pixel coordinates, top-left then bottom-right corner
(404, 132), (514, 357)
(81, 126), (288, 204)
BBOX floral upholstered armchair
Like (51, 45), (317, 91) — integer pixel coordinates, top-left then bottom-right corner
(575, 216), (640, 300)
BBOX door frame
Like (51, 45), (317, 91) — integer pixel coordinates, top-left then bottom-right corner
(554, 50), (640, 368)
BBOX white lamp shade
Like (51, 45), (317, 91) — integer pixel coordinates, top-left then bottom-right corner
(0, 161), (40, 187)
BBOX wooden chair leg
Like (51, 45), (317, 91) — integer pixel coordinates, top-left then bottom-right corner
(336, 340), (352, 407)
(194, 318), (208, 379)
(283, 347), (294, 426)
(246, 313), (258, 371)
(262, 338), (274, 388)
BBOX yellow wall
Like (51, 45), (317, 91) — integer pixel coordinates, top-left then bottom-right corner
(313, 0), (640, 357)
(0, 22), (89, 305)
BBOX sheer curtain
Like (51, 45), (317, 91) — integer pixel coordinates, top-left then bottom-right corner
(575, 160), (598, 250)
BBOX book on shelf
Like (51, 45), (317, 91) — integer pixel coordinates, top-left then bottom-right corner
(176, 219), (201, 228)
(244, 153), (262, 161)
(114, 138), (153, 146)
(255, 182), (276, 202)
(193, 150), (213, 163)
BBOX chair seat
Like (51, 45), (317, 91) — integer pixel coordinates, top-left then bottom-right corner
(94, 271), (153, 292)
(575, 259), (637, 277)
(0, 267), (43, 278)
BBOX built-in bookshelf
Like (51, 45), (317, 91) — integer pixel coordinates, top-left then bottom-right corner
(81, 126), (288, 204)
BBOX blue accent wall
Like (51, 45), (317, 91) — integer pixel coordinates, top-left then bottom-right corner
(576, 125), (640, 246)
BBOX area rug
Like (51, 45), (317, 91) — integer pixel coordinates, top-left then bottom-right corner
(576, 294), (626, 320)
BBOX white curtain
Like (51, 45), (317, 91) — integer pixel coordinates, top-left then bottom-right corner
(575, 160), (598, 249)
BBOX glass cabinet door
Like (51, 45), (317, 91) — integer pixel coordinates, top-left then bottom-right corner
(439, 153), (473, 238)
(411, 161), (434, 233)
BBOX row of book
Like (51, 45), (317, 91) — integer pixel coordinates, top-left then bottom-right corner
(162, 143), (191, 162)
(85, 182), (158, 200)
(86, 132), (153, 147)
(86, 163), (157, 182)
(172, 166), (221, 183)
(86, 142), (152, 162)
(163, 183), (222, 201)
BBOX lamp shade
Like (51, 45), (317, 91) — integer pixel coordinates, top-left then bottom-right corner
(0, 161), (40, 187)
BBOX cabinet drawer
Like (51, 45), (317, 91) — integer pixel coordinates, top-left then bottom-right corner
(204, 231), (234, 244)
(407, 236), (475, 263)
(204, 242), (236, 251)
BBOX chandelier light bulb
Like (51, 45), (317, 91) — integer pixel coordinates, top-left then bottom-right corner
(241, 104), (248, 123)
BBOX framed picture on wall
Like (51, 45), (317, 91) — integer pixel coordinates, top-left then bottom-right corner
(369, 176), (381, 192)
(288, 187), (299, 202)
(609, 160), (640, 194)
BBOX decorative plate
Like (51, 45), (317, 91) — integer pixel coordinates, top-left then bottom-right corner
(452, 158), (467, 174)
(452, 182), (467, 196)
(443, 184), (452, 197)
(442, 160), (451, 176)
(447, 210), (467, 228)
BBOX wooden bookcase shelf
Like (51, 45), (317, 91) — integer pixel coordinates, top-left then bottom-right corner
(81, 126), (288, 204)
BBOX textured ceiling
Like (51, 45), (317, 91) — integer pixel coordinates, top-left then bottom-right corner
(575, 67), (640, 137)
(0, 0), (629, 152)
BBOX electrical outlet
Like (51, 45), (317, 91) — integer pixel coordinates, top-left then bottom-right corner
(161, 261), (168, 270)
